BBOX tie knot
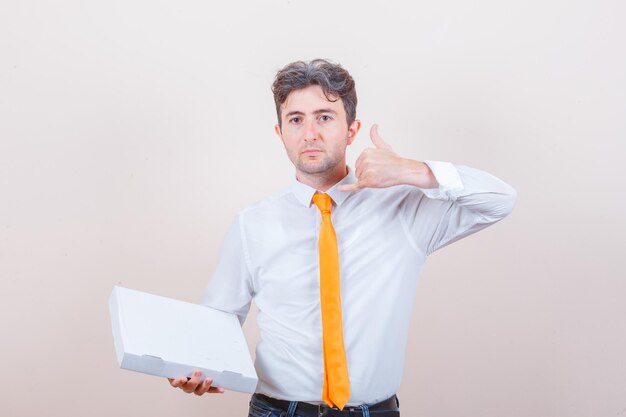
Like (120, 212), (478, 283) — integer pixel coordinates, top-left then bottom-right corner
(312, 193), (332, 214)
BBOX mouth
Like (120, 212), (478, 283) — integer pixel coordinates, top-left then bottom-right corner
(302, 149), (323, 155)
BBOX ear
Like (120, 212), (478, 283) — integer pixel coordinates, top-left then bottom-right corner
(347, 119), (361, 146)
(274, 123), (284, 144)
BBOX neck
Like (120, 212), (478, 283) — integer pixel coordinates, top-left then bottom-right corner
(296, 164), (348, 192)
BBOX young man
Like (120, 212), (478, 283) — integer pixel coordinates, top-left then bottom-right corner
(169, 59), (517, 416)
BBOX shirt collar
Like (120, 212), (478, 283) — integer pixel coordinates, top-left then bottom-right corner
(290, 166), (357, 208)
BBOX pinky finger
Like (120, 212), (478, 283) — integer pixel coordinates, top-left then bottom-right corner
(338, 183), (362, 192)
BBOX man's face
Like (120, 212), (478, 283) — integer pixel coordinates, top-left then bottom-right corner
(275, 85), (360, 178)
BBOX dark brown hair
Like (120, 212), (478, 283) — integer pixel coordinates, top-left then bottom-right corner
(271, 59), (357, 128)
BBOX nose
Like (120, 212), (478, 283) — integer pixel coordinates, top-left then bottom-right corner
(303, 119), (319, 142)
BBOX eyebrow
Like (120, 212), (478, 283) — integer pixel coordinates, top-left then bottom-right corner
(284, 109), (338, 118)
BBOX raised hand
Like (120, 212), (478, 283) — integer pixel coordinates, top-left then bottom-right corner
(337, 124), (438, 192)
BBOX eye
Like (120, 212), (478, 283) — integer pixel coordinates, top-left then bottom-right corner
(320, 115), (332, 122)
(289, 117), (301, 124)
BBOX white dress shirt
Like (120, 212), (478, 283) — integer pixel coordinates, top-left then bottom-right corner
(203, 161), (516, 405)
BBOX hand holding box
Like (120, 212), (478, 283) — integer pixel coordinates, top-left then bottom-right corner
(109, 286), (258, 393)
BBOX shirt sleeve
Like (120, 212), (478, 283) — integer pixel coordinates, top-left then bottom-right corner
(400, 161), (517, 256)
(202, 213), (254, 325)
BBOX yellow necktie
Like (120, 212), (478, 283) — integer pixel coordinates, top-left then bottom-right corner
(312, 193), (350, 410)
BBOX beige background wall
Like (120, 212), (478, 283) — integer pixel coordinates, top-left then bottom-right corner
(1, 1), (624, 416)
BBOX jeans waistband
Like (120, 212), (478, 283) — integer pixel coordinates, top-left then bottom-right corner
(253, 393), (399, 417)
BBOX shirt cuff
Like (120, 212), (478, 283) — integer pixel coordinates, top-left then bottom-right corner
(420, 160), (464, 200)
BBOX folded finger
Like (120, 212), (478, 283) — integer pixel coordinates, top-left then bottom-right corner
(182, 374), (202, 393)
(169, 377), (186, 388)
(194, 378), (213, 396)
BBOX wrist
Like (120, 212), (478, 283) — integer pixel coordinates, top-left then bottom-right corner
(403, 159), (439, 189)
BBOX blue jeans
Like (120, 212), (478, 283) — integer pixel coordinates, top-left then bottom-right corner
(248, 393), (401, 417)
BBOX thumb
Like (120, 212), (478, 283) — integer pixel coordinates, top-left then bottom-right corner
(370, 124), (392, 150)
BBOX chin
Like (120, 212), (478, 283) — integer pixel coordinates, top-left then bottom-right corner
(298, 162), (338, 175)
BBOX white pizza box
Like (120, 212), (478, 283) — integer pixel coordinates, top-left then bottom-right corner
(109, 286), (258, 393)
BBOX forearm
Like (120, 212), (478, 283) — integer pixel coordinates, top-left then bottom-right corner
(420, 161), (517, 222)
(400, 161), (516, 255)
